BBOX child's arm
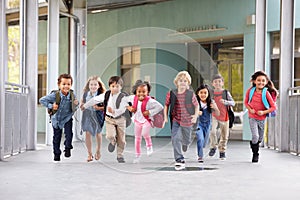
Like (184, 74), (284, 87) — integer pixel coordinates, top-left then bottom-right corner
(222, 90), (235, 106)
(82, 93), (105, 110)
(191, 94), (199, 124)
(244, 88), (255, 114)
(143, 98), (163, 117)
(211, 100), (220, 116)
(163, 91), (171, 123)
(39, 92), (56, 110)
(111, 95), (134, 116)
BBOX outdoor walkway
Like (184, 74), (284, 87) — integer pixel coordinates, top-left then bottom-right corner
(0, 137), (299, 200)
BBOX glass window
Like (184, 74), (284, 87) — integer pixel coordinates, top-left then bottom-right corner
(270, 32), (280, 89)
(38, 54), (47, 103)
(120, 46), (141, 93)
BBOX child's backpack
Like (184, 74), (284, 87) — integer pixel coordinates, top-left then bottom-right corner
(103, 90), (132, 127)
(82, 89), (105, 128)
(223, 90), (235, 128)
(248, 87), (277, 117)
(47, 89), (76, 122)
(133, 95), (165, 128)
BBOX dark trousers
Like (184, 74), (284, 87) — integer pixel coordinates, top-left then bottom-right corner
(53, 119), (73, 156)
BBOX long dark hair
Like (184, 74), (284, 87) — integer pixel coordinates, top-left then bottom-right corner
(195, 84), (212, 113)
(251, 70), (278, 97)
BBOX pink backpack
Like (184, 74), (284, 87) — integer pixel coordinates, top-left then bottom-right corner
(133, 96), (165, 128)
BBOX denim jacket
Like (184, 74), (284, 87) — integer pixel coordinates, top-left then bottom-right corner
(39, 91), (77, 129)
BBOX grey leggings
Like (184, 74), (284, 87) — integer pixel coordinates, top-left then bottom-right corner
(249, 118), (265, 144)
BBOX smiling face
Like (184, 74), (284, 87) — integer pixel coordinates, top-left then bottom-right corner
(88, 79), (99, 94)
(109, 82), (122, 95)
(197, 88), (209, 102)
(254, 75), (268, 90)
(58, 78), (72, 95)
(212, 78), (224, 90)
(176, 76), (189, 91)
(136, 85), (148, 101)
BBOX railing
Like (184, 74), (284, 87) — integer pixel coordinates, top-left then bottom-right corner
(267, 87), (300, 155)
(2, 82), (29, 158)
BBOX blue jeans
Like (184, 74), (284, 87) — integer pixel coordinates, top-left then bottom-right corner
(196, 121), (211, 158)
(171, 121), (192, 162)
(53, 118), (73, 156)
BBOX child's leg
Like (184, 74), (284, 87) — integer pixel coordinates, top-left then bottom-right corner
(257, 120), (265, 143)
(63, 119), (73, 150)
(218, 120), (229, 152)
(209, 117), (219, 149)
(142, 121), (152, 148)
(85, 131), (93, 156)
(171, 121), (184, 161)
(53, 127), (63, 156)
(115, 117), (126, 158)
(134, 121), (143, 157)
(95, 133), (102, 160)
(196, 127), (204, 158)
(249, 118), (259, 143)
(105, 117), (117, 145)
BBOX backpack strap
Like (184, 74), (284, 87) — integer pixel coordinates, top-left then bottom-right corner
(82, 91), (88, 103)
(261, 87), (270, 109)
(248, 87), (256, 104)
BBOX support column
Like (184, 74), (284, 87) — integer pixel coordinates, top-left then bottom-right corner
(0, 0), (6, 160)
(255, 0), (266, 71)
(279, 0), (294, 151)
(46, 0), (60, 145)
(24, 0), (38, 150)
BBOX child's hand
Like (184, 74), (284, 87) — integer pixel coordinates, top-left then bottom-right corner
(219, 99), (226, 104)
(80, 103), (85, 111)
(74, 99), (79, 105)
(107, 106), (114, 114)
(143, 110), (150, 116)
(127, 106), (136, 113)
(249, 108), (255, 114)
(257, 110), (264, 116)
(198, 110), (203, 116)
(52, 103), (58, 111)
(191, 114), (198, 124)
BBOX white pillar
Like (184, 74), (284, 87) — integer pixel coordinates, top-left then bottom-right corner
(24, 0), (38, 150)
(279, 0), (294, 152)
(46, 0), (60, 145)
(255, 0), (266, 71)
(0, 0), (6, 160)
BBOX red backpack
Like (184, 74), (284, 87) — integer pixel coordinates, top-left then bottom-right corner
(133, 96), (165, 128)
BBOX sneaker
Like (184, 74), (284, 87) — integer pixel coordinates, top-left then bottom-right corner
(64, 149), (71, 158)
(174, 160), (185, 171)
(108, 142), (116, 153)
(209, 148), (216, 157)
(133, 156), (141, 164)
(198, 157), (204, 163)
(117, 157), (125, 163)
(53, 155), (61, 162)
(147, 146), (153, 156)
(220, 152), (226, 160)
(182, 145), (188, 152)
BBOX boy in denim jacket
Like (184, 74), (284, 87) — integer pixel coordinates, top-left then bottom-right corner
(39, 74), (79, 162)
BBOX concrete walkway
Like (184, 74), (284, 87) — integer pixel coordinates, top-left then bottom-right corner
(0, 137), (300, 200)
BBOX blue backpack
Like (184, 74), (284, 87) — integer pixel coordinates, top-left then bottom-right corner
(248, 87), (276, 117)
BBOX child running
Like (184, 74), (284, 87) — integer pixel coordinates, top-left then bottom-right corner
(39, 73), (79, 162)
(80, 76), (106, 162)
(244, 71), (276, 163)
(119, 80), (164, 163)
(195, 84), (220, 163)
(164, 71), (199, 170)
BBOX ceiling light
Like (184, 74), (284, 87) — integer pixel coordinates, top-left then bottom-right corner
(91, 9), (109, 14)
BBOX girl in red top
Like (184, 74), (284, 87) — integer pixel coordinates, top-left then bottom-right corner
(244, 71), (277, 163)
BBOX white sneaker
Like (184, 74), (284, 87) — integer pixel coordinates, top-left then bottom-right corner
(146, 146), (153, 156)
(133, 156), (141, 164)
(174, 160), (185, 171)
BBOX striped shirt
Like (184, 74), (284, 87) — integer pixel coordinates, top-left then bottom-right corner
(165, 90), (198, 127)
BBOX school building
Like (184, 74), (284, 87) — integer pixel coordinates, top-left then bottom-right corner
(1, 0), (300, 170)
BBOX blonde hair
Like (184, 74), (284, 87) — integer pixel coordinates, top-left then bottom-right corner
(83, 76), (106, 94)
(173, 71), (192, 86)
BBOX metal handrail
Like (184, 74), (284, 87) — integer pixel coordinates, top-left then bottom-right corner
(5, 81), (29, 93)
